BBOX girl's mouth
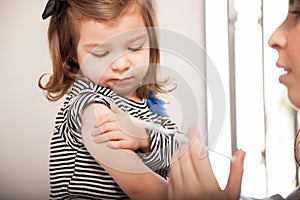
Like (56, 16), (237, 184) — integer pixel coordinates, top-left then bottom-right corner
(110, 77), (133, 84)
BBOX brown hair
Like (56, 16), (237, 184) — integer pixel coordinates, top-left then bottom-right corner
(39, 0), (173, 101)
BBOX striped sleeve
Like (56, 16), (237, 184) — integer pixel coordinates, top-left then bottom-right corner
(136, 119), (182, 178)
(65, 92), (110, 149)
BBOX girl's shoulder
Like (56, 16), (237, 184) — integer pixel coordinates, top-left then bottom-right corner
(70, 79), (114, 97)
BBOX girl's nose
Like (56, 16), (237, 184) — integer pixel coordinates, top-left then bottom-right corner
(268, 22), (287, 51)
(110, 55), (130, 72)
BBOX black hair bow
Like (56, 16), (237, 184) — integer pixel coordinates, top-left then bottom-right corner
(42, 0), (69, 20)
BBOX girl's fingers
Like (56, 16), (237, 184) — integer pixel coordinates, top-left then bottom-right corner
(91, 127), (102, 136)
(107, 140), (132, 149)
(93, 131), (123, 143)
(110, 103), (125, 114)
(96, 112), (116, 127)
(92, 121), (117, 136)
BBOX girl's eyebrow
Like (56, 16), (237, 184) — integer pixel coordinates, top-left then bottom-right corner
(83, 42), (111, 50)
(126, 33), (148, 44)
(84, 43), (99, 49)
(84, 33), (148, 50)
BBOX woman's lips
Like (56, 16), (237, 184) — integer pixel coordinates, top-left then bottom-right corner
(278, 67), (292, 84)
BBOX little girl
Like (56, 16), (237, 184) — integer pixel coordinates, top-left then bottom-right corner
(40, 0), (182, 199)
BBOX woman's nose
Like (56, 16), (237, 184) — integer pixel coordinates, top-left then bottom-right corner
(268, 22), (287, 51)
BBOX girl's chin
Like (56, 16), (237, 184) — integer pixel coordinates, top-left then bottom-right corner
(114, 88), (136, 99)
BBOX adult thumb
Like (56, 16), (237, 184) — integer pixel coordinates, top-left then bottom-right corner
(224, 150), (246, 200)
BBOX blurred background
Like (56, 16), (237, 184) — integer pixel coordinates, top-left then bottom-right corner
(0, 0), (298, 199)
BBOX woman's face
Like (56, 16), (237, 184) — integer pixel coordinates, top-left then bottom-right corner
(268, 0), (300, 108)
(76, 10), (150, 101)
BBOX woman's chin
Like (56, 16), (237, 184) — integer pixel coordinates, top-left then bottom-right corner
(287, 92), (300, 110)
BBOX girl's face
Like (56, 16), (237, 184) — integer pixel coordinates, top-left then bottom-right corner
(77, 10), (150, 101)
(268, 0), (300, 108)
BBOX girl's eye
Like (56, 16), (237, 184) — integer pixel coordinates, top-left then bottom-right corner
(91, 51), (109, 58)
(128, 44), (143, 51)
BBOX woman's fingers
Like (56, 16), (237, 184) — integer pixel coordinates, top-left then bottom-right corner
(168, 124), (228, 200)
(168, 146), (186, 199)
(224, 150), (246, 200)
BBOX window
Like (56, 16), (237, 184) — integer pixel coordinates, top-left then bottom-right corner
(206, 0), (298, 197)
(158, 0), (298, 198)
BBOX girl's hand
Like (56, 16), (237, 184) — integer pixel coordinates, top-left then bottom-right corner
(91, 104), (150, 152)
(168, 125), (245, 200)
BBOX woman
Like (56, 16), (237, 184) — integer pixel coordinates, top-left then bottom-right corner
(167, 0), (300, 199)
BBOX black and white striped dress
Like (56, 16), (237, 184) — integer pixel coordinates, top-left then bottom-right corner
(49, 79), (180, 199)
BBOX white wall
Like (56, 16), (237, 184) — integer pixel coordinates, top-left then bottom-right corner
(0, 0), (61, 199)
(157, 0), (207, 134)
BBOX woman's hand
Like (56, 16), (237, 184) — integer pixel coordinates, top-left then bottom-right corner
(91, 104), (150, 152)
(168, 125), (245, 200)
